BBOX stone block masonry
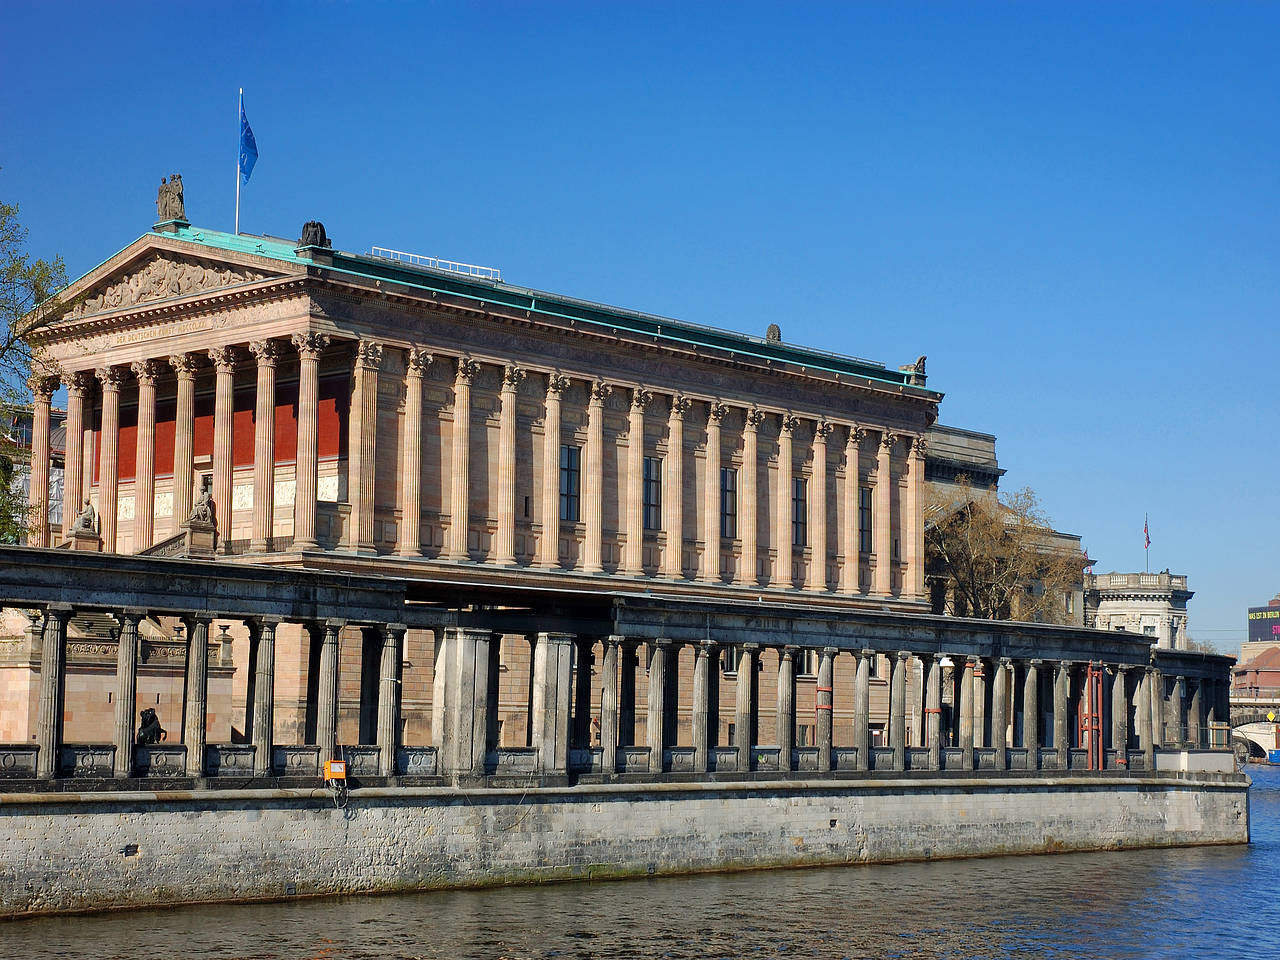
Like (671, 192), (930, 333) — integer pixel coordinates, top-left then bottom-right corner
(0, 774), (1248, 918)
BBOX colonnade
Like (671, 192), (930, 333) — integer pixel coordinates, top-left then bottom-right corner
(28, 338), (926, 597)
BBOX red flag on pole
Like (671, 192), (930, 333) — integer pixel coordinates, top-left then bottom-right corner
(1144, 515), (1150, 550)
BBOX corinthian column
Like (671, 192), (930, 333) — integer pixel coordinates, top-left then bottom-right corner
(168, 354), (198, 535)
(623, 387), (651, 575)
(807, 420), (832, 592)
(495, 365), (525, 565)
(397, 347), (430, 557)
(873, 431), (894, 597)
(663, 395), (691, 579)
(702, 401), (728, 583)
(349, 340), (383, 554)
(739, 408), (764, 586)
(26, 371), (58, 547)
(841, 426), (865, 594)
(445, 357), (478, 560)
(582, 380), (611, 573)
(63, 372), (91, 539)
(772, 414), (797, 588)
(248, 340), (281, 553)
(208, 347), (237, 551)
(96, 366), (127, 552)
(538, 374), (570, 568)
(905, 435), (926, 600)
(129, 361), (160, 551)
(291, 332), (328, 551)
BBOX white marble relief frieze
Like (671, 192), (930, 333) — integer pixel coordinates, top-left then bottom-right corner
(71, 254), (272, 319)
(232, 484), (253, 510)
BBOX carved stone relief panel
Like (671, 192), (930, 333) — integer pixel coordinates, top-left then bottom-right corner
(74, 255), (273, 318)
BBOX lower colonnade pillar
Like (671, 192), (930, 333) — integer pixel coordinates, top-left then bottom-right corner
(600, 636), (621, 774)
(251, 617), (279, 777)
(183, 615), (212, 776)
(972, 658), (987, 749)
(959, 656), (975, 769)
(35, 605), (71, 779)
(992, 657), (1010, 770)
(1112, 665), (1130, 767)
(816, 647), (835, 771)
(647, 640), (669, 773)
(1170, 676), (1186, 747)
(618, 642), (639, 747)
(777, 647), (796, 772)
(1148, 665), (1165, 750)
(692, 640), (713, 773)
(853, 649), (871, 771)
(377, 624), (406, 775)
(889, 650), (908, 771)
(1054, 660), (1072, 769)
(1023, 659), (1041, 769)
(734, 643), (759, 771)
(112, 608), (144, 778)
(924, 653), (941, 770)
(1188, 678), (1203, 749)
(443, 627), (494, 778)
(315, 619), (344, 763)
(531, 632), (574, 776)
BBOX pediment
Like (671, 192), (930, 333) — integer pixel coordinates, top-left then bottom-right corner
(69, 250), (278, 319)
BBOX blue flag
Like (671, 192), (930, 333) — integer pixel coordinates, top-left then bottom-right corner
(239, 100), (258, 184)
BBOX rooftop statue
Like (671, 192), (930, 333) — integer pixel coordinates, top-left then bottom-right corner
(299, 220), (330, 248)
(156, 174), (185, 222)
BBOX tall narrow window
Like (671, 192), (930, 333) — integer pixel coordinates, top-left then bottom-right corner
(858, 486), (873, 554)
(719, 466), (738, 539)
(792, 476), (807, 547)
(643, 456), (663, 530)
(559, 444), (581, 522)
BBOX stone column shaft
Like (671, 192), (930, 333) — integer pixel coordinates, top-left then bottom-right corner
(531, 632), (574, 775)
(582, 382), (609, 573)
(27, 376), (56, 547)
(873, 432), (893, 597)
(291, 334), (327, 551)
(600, 637), (621, 773)
(183, 616), (211, 776)
(249, 341), (279, 553)
(992, 658), (1009, 770)
(702, 403), (726, 582)
(841, 428), (864, 594)
(734, 644), (758, 770)
(129, 364), (157, 549)
(63, 374), (89, 541)
(1149, 667), (1165, 750)
(925, 654), (942, 770)
(623, 389), (649, 575)
(853, 650), (871, 770)
(889, 651), (908, 770)
(378, 625), (406, 775)
(959, 657), (975, 768)
(168, 357), (197, 535)
(209, 349), (236, 552)
(647, 641), (669, 773)
(692, 641), (713, 773)
(538, 375), (568, 568)
(1055, 661), (1072, 767)
(904, 436), (926, 600)
(112, 609), (144, 778)
(776, 647), (796, 771)
(807, 423), (830, 591)
(773, 416), (795, 588)
(349, 342), (382, 554)
(817, 648), (835, 771)
(1112, 666), (1130, 765)
(251, 618), (278, 776)
(1023, 660), (1041, 766)
(739, 409), (763, 585)
(663, 397), (689, 578)
(316, 620), (343, 762)
(1188, 679), (1203, 749)
(35, 606), (71, 779)
(96, 367), (125, 552)
(495, 365), (523, 565)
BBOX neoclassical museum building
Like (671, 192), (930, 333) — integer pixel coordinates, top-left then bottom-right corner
(6, 199), (937, 754)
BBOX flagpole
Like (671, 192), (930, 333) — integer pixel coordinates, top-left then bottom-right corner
(1145, 513), (1149, 573)
(235, 88), (242, 235)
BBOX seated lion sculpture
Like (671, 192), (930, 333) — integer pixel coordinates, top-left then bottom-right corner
(137, 708), (167, 745)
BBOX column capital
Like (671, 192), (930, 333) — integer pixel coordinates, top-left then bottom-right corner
(27, 372), (60, 399)
(859, 647), (875, 659)
(895, 649), (912, 661)
(813, 420), (834, 442)
(879, 431), (896, 453)
(651, 636), (674, 650)
(669, 394), (692, 419)
(536, 630), (576, 646)
(66, 370), (95, 397)
(546, 372), (571, 397)
(605, 633), (627, 648)
(630, 387), (653, 411)
(589, 380), (612, 405)
(1028, 658), (1044, 667)
(355, 340), (385, 371)
(120, 607), (147, 625)
(822, 645), (838, 657)
(707, 400), (729, 423)
(998, 656), (1013, 668)
(502, 364), (526, 390)
(403, 344), (433, 374)
(249, 339), (283, 366)
(779, 413), (799, 435)
(207, 346), (237, 374)
(696, 638), (716, 657)
(741, 641), (760, 652)
(846, 424), (869, 447)
(95, 365), (128, 391)
(385, 622), (408, 638)
(168, 353), (199, 380)
(250, 615), (283, 629)
(292, 331), (332, 360)
(909, 434), (928, 458)
(130, 359), (162, 385)
(744, 407), (765, 431)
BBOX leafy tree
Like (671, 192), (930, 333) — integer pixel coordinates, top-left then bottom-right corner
(926, 475), (1087, 624)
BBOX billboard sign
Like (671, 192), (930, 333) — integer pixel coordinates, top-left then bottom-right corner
(1248, 606), (1280, 644)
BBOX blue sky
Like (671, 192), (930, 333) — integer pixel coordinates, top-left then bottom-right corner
(2, 2), (1275, 650)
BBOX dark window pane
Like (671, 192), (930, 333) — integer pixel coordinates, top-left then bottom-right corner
(792, 477), (807, 547)
(720, 467), (737, 539)
(559, 444), (580, 522)
(643, 456), (663, 531)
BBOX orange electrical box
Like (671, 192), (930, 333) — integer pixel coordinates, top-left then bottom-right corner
(324, 760), (347, 780)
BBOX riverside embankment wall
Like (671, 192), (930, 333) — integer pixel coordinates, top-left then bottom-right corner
(0, 774), (1250, 918)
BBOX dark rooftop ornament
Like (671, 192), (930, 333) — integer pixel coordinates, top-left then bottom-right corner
(299, 221), (330, 249)
(766, 323), (782, 342)
(154, 174), (189, 233)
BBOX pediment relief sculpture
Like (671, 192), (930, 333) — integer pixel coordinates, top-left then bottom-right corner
(72, 255), (273, 318)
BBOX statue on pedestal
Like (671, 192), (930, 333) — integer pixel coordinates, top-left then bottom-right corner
(70, 499), (96, 534)
(156, 174), (186, 222)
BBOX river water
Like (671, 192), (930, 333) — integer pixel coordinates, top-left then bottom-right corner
(5, 768), (1277, 959)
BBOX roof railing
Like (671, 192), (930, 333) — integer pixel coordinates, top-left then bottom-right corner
(369, 246), (502, 282)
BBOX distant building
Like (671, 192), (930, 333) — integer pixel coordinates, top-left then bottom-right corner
(1, 401), (66, 540)
(1084, 571), (1193, 650)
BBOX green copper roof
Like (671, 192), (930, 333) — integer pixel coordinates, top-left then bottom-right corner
(141, 224), (939, 395)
